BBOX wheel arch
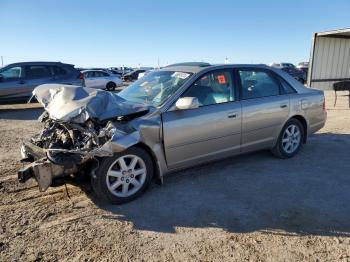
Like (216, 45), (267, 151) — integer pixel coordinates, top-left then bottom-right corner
(133, 142), (161, 181)
(289, 115), (308, 143)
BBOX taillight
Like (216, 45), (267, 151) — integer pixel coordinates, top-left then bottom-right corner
(79, 73), (84, 80)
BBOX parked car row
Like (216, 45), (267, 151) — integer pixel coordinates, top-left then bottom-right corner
(270, 62), (308, 84)
(0, 60), (308, 103)
(122, 69), (147, 81)
(0, 61), (155, 102)
(297, 62), (309, 78)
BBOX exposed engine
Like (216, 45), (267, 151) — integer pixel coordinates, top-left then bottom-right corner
(29, 111), (116, 166)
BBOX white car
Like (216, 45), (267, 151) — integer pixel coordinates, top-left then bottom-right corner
(82, 70), (123, 91)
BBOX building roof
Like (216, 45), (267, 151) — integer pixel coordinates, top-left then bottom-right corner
(316, 28), (350, 38)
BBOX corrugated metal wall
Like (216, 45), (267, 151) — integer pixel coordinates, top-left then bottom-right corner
(310, 37), (350, 90)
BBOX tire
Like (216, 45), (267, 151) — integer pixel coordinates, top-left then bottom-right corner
(91, 147), (154, 204)
(272, 119), (304, 159)
(106, 82), (116, 91)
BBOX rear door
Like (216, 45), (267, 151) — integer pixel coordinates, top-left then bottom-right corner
(237, 68), (290, 152)
(50, 65), (68, 83)
(24, 65), (54, 91)
(0, 65), (28, 99)
(99, 71), (110, 88)
(84, 71), (97, 88)
(162, 69), (242, 169)
(93, 71), (108, 89)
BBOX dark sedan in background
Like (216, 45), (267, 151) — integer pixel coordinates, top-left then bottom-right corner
(270, 62), (306, 84)
(0, 62), (84, 103)
(297, 62), (309, 78)
(122, 69), (146, 81)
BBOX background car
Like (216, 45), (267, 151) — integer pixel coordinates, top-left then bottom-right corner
(137, 70), (154, 79)
(122, 69), (146, 81)
(297, 62), (309, 78)
(82, 69), (123, 90)
(0, 61), (84, 102)
(107, 69), (123, 78)
(110, 67), (133, 76)
(270, 62), (306, 84)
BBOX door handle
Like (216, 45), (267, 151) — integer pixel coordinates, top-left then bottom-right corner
(227, 112), (238, 118)
(280, 104), (288, 108)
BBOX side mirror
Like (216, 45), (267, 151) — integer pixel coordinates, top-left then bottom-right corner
(175, 97), (200, 110)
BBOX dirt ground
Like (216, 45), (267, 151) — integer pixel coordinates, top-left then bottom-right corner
(0, 91), (349, 261)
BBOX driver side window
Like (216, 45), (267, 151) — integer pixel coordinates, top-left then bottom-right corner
(0, 66), (24, 81)
(182, 70), (235, 106)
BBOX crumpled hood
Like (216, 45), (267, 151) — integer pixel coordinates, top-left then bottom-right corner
(33, 84), (149, 123)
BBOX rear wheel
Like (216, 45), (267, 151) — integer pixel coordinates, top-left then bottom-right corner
(92, 147), (154, 204)
(272, 119), (304, 158)
(106, 82), (116, 91)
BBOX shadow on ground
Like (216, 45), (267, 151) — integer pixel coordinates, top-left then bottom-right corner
(83, 132), (350, 237)
(0, 108), (43, 120)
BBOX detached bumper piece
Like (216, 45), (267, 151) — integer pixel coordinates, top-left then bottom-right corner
(18, 160), (65, 192)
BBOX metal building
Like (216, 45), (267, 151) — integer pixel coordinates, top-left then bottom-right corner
(308, 28), (350, 90)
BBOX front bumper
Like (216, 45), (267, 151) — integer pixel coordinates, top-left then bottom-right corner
(18, 141), (69, 191)
(18, 160), (65, 191)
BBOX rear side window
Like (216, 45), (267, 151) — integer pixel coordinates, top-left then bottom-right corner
(279, 77), (296, 94)
(84, 71), (95, 78)
(26, 65), (51, 79)
(94, 71), (104, 77)
(238, 69), (280, 99)
(51, 66), (67, 76)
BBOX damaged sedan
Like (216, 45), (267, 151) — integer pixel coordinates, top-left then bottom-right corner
(18, 63), (327, 204)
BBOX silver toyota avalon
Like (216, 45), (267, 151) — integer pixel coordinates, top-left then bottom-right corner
(18, 62), (327, 204)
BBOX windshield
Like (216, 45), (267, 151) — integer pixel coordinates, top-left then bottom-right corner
(118, 70), (192, 107)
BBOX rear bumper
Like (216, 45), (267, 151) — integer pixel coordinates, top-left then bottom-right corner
(309, 111), (327, 135)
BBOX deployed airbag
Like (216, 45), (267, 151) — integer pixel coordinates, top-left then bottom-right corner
(34, 84), (149, 123)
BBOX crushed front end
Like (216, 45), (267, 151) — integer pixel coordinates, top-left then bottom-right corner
(18, 84), (151, 192)
(18, 112), (116, 191)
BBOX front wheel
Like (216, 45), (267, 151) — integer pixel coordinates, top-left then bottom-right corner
(92, 147), (154, 204)
(272, 119), (304, 158)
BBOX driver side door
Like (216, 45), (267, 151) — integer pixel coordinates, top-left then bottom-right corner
(0, 65), (28, 99)
(162, 69), (242, 169)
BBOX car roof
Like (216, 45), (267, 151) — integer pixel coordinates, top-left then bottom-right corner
(159, 63), (272, 74)
(5, 61), (74, 67)
(82, 69), (108, 73)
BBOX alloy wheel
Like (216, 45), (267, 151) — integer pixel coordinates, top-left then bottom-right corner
(282, 124), (301, 154)
(106, 154), (147, 197)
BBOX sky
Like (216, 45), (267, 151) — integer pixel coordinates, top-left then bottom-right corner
(0, 0), (349, 68)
